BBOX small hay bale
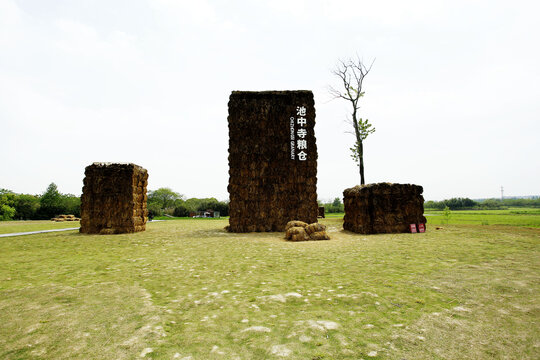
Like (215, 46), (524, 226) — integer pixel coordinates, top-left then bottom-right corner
(285, 221), (330, 241)
(305, 222), (326, 235)
(286, 226), (310, 241)
(285, 220), (308, 231)
(310, 231), (330, 240)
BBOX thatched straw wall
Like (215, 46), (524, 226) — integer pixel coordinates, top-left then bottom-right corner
(80, 163), (148, 234)
(343, 183), (426, 234)
(227, 91), (318, 232)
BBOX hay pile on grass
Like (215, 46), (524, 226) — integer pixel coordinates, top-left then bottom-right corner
(227, 91), (318, 232)
(51, 214), (80, 222)
(343, 182), (426, 234)
(80, 163), (148, 234)
(285, 220), (330, 241)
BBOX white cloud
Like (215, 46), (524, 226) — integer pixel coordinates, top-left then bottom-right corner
(149, 0), (217, 25)
(0, 0), (24, 46)
(262, 0), (447, 26)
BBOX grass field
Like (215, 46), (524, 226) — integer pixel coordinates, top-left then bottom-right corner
(0, 220), (81, 235)
(150, 208), (540, 228)
(1, 217), (539, 359)
(2, 208), (537, 235)
(424, 208), (540, 227)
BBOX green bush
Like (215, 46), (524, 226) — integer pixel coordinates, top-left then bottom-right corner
(0, 189), (16, 221)
(425, 198), (477, 210)
(0, 204), (16, 221)
(147, 202), (163, 218)
(480, 199), (503, 209)
(173, 205), (190, 217)
(14, 194), (40, 220)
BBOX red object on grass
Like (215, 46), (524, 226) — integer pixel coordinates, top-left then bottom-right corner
(418, 223), (425, 233)
(410, 224), (417, 233)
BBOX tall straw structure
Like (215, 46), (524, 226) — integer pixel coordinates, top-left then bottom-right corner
(227, 91), (318, 232)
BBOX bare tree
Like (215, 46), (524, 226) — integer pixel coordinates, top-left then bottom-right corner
(329, 57), (375, 185)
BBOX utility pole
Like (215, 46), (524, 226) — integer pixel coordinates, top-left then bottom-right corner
(501, 186), (504, 201)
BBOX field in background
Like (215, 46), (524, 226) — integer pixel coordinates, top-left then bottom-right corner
(2, 207), (538, 236)
(1, 218), (539, 359)
(424, 208), (540, 227)
(323, 208), (540, 228)
(0, 220), (81, 235)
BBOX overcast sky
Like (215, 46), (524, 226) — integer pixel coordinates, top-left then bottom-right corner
(1, 0), (539, 201)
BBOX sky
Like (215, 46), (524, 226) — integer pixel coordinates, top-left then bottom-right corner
(1, 0), (539, 202)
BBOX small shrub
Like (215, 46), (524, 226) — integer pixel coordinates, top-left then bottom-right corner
(443, 206), (452, 224)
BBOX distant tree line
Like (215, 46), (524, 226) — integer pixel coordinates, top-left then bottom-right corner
(318, 196), (540, 213)
(424, 197), (477, 210)
(0, 183), (81, 221)
(497, 197), (540, 207)
(3, 184), (537, 221)
(425, 197), (540, 210)
(147, 188), (229, 218)
(319, 198), (345, 213)
(0, 184), (231, 221)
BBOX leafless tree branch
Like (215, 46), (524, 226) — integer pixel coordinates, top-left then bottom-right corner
(329, 56), (375, 185)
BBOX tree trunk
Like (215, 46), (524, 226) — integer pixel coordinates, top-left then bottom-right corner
(351, 110), (365, 185)
(358, 140), (365, 185)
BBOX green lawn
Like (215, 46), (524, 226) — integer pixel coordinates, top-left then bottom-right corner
(424, 208), (540, 227)
(0, 220), (80, 235)
(325, 208), (540, 227)
(323, 213), (345, 218)
(2, 208), (536, 236)
(1, 218), (539, 359)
